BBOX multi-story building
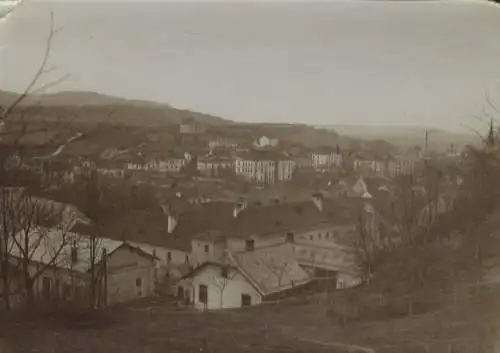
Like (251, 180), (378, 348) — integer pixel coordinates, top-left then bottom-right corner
(311, 147), (343, 169)
(208, 136), (238, 151)
(385, 159), (415, 178)
(353, 155), (415, 178)
(7, 197), (158, 306)
(161, 194), (369, 299)
(234, 151), (296, 185)
(197, 154), (233, 177)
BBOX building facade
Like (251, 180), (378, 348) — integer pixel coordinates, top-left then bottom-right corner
(234, 151), (295, 185)
(311, 151), (343, 169)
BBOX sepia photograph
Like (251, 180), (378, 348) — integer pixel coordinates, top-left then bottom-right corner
(1, 0), (500, 352)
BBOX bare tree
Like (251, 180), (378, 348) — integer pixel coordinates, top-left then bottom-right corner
(82, 169), (105, 308)
(393, 174), (421, 245)
(262, 255), (295, 301)
(0, 11), (71, 311)
(354, 210), (376, 283)
(0, 187), (25, 310)
(9, 195), (74, 306)
(211, 265), (236, 308)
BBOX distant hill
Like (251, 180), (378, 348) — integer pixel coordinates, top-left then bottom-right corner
(321, 124), (480, 152)
(0, 90), (233, 127)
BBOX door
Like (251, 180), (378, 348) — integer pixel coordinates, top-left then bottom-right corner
(241, 294), (251, 307)
(42, 277), (52, 300)
(177, 286), (184, 299)
(135, 277), (143, 297)
(199, 284), (208, 304)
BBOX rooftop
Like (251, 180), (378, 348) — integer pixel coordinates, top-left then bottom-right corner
(233, 243), (312, 295)
(170, 197), (360, 241)
(187, 243), (312, 296)
(235, 150), (290, 161)
(9, 227), (125, 273)
(101, 208), (192, 252)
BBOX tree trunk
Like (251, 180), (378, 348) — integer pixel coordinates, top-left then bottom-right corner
(0, 259), (11, 312)
(22, 260), (35, 308)
(89, 270), (95, 307)
(25, 279), (35, 308)
(1, 277), (11, 312)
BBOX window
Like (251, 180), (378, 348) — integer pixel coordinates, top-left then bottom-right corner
(221, 267), (229, 279)
(204, 244), (209, 253)
(167, 252), (172, 263)
(337, 279), (345, 290)
(309, 235), (313, 241)
(42, 277), (52, 300)
(136, 277), (143, 297)
(318, 233), (322, 240)
(245, 239), (255, 251)
(55, 279), (61, 299)
(71, 243), (78, 263)
(286, 232), (294, 243)
(177, 286), (184, 299)
(62, 283), (71, 300)
(185, 255), (190, 264)
(199, 284), (208, 304)
(241, 294), (251, 307)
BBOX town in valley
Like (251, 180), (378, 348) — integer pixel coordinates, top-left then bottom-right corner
(2, 90), (495, 353)
(2, 1), (500, 352)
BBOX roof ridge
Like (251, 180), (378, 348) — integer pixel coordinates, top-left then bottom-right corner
(226, 250), (266, 296)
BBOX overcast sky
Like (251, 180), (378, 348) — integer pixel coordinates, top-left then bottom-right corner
(1, 0), (500, 131)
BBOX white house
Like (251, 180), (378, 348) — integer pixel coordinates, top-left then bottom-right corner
(177, 243), (311, 310)
(9, 223), (158, 305)
(164, 194), (367, 288)
(6, 194), (159, 306)
(253, 136), (278, 150)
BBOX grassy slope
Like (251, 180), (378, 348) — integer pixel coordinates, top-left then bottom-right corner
(4, 232), (498, 353)
(4, 196), (500, 353)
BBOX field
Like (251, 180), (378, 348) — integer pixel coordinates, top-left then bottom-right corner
(2, 281), (499, 353)
(0, 299), (343, 353)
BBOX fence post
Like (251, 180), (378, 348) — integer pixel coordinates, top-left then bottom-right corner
(343, 301), (347, 326)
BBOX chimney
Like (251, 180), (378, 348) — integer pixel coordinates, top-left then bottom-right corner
(311, 192), (323, 212)
(159, 199), (170, 214)
(167, 214), (178, 234)
(71, 241), (78, 264)
(233, 197), (247, 218)
(160, 200), (178, 234)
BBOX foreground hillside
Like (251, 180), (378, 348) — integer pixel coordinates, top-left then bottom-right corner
(3, 207), (500, 353)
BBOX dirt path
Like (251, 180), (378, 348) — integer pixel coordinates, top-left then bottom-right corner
(299, 338), (376, 353)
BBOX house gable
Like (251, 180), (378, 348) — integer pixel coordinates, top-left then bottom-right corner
(181, 263), (262, 310)
(106, 244), (156, 273)
(353, 177), (368, 195)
